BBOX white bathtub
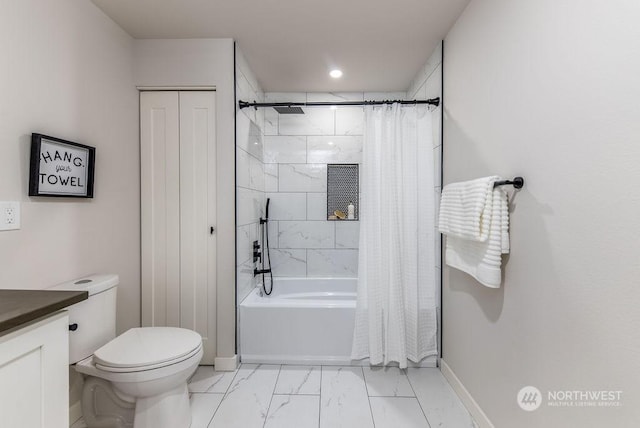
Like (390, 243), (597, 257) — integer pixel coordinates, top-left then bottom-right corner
(239, 278), (357, 365)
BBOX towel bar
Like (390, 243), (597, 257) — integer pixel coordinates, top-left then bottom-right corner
(493, 177), (524, 189)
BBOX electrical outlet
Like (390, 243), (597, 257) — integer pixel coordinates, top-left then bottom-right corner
(0, 201), (20, 231)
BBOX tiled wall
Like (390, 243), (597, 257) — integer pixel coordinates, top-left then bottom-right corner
(235, 45), (266, 302)
(262, 92), (405, 278)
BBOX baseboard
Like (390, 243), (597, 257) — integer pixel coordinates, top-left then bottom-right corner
(240, 354), (438, 367)
(214, 354), (239, 371)
(440, 359), (494, 428)
(69, 399), (82, 426)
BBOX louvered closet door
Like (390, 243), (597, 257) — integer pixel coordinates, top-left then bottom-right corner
(140, 91), (217, 364)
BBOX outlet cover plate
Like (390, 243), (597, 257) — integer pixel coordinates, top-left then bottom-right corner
(0, 201), (21, 231)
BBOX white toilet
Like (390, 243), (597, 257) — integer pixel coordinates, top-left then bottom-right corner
(52, 274), (203, 428)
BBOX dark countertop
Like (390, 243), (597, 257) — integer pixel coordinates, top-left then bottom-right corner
(0, 289), (88, 336)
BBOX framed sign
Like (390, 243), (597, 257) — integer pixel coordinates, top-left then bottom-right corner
(29, 133), (95, 198)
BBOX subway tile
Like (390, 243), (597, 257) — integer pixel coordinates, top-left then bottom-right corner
(267, 220), (278, 248)
(236, 112), (264, 160)
(279, 221), (335, 249)
(364, 92), (407, 101)
(265, 164), (278, 192)
(271, 249), (307, 277)
(265, 92), (307, 103)
(279, 164), (327, 192)
(264, 108), (279, 135)
(306, 193), (327, 220)
(237, 188), (264, 226)
(236, 223), (257, 266)
(266, 193), (307, 220)
(306, 92), (364, 102)
(335, 221), (360, 249)
(237, 259), (257, 303)
(279, 109), (335, 136)
(307, 249), (358, 277)
(236, 147), (251, 189)
(307, 136), (363, 164)
(249, 155), (264, 191)
(264, 136), (307, 163)
(335, 107), (364, 135)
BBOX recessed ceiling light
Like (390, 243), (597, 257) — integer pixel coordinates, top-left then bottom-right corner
(329, 69), (343, 79)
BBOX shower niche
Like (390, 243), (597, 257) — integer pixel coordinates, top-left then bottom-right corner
(327, 164), (359, 221)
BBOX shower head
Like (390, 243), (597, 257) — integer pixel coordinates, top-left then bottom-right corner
(273, 106), (305, 114)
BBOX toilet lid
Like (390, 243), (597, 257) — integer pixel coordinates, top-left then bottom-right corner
(93, 327), (202, 369)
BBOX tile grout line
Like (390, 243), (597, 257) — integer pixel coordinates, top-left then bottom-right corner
(262, 364), (282, 428)
(206, 364), (243, 428)
(318, 366), (323, 428)
(405, 369), (433, 428)
(357, 366), (376, 428)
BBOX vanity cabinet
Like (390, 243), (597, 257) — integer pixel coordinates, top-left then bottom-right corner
(0, 311), (69, 428)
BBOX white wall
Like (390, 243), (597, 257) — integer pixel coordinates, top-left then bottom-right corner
(442, 0), (640, 426)
(0, 0), (140, 333)
(133, 38), (237, 360)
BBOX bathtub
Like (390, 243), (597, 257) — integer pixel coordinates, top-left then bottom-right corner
(239, 277), (357, 365)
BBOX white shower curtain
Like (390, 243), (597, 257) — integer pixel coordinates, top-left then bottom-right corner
(351, 103), (438, 368)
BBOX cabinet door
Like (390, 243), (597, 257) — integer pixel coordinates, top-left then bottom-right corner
(179, 91), (217, 363)
(141, 91), (181, 328)
(0, 312), (69, 428)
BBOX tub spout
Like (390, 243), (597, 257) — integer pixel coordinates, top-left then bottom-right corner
(254, 268), (272, 277)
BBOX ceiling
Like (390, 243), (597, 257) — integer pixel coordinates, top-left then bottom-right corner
(91, 0), (470, 92)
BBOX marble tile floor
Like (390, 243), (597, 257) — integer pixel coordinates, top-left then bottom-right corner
(72, 364), (476, 428)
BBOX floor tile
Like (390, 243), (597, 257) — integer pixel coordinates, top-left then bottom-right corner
(208, 364), (280, 428)
(369, 397), (429, 428)
(320, 366), (374, 428)
(407, 368), (475, 427)
(275, 365), (321, 395)
(363, 366), (415, 397)
(188, 365), (237, 393)
(264, 395), (320, 428)
(190, 393), (223, 428)
(70, 419), (87, 428)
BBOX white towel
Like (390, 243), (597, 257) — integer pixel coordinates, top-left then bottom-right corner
(439, 177), (510, 288)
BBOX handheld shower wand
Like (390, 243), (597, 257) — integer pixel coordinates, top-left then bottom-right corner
(254, 198), (273, 295)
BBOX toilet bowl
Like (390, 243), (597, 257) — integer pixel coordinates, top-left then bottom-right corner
(50, 274), (203, 428)
(76, 327), (203, 428)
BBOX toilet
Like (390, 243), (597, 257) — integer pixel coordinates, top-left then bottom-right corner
(52, 274), (203, 428)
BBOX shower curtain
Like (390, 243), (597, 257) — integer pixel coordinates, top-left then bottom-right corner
(351, 104), (438, 368)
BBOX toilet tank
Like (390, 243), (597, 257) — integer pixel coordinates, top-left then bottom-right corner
(50, 274), (119, 364)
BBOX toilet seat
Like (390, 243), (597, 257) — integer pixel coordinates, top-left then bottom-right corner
(93, 327), (202, 372)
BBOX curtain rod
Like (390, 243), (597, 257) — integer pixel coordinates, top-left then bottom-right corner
(238, 97), (440, 110)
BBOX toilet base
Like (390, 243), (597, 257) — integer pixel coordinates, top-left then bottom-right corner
(133, 383), (191, 428)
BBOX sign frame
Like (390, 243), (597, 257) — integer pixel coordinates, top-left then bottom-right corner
(28, 133), (96, 198)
